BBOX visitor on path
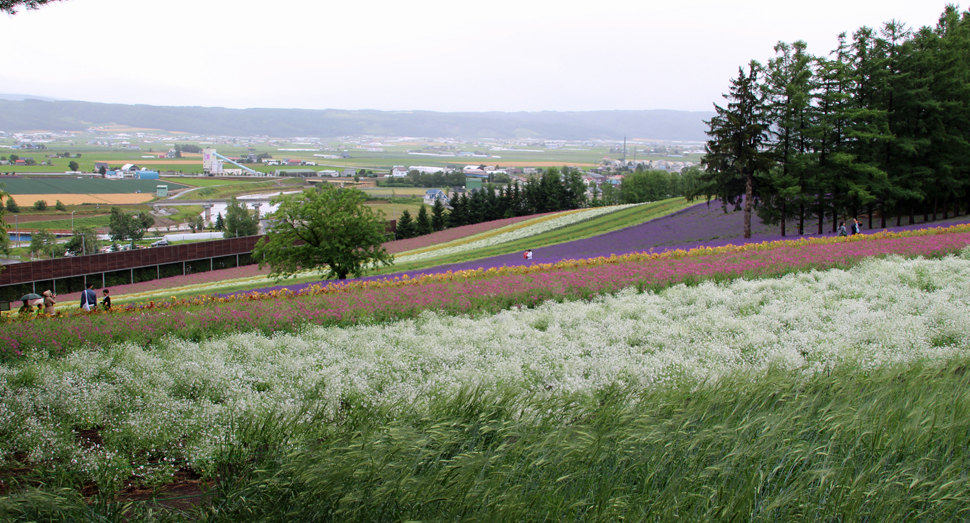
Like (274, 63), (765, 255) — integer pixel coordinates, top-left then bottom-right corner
(838, 221), (848, 237)
(42, 290), (56, 315)
(102, 289), (111, 311)
(851, 218), (861, 235)
(80, 283), (97, 312)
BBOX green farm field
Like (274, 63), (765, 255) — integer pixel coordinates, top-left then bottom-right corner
(0, 178), (186, 194)
(174, 178), (307, 200)
(161, 177), (261, 187)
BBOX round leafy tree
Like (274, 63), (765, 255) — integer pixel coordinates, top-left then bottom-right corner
(253, 186), (394, 281)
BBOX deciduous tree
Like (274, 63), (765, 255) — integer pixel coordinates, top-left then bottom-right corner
(253, 186), (393, 281)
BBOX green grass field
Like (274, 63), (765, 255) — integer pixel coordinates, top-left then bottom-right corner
(160, 177), (256, 187)
(21, 215), (111, 230)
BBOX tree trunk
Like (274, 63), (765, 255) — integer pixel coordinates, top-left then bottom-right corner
(743, 173), (753, 239)
(943, 197), (949, 220)
(817, 193), (824, 235)
(780, 201), (786, 237)
(880, 202), (886, 229)
(932, 197), (938, 222)
(799, 203), (805, 235)
(910, 207), (915, 225)
(867, 204), (873, 229)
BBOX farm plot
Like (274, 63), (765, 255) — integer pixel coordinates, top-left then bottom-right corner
(0, 178), (183, 194)
(9, 193), (155, 205)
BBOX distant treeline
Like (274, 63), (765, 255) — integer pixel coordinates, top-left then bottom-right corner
(0, 100), (713, 141)
(701, 6), (970, 237)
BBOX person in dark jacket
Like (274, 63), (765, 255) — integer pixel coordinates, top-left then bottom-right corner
(80, 283), (97, 311)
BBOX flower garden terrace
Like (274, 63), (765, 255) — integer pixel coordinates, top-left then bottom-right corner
(2, 224), (970, 361)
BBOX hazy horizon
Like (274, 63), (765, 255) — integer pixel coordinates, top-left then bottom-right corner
(0, 0), (953, 114)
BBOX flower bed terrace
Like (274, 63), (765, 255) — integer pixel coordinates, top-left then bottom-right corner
(4, 225), (970, 362)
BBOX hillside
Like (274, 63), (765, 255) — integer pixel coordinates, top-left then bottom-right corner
(0, 99), (714, 141)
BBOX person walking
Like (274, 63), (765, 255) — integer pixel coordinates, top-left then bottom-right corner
(79, 283), (97, 312)
(837, 221), (848, 237)
(42, 290), (56, 315)
(524, 249), (533, 261)
(851, 218), (861, 235)
(102, 289), (111, 311)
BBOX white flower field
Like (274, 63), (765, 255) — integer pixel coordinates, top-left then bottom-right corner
(3, 250), (970, 476)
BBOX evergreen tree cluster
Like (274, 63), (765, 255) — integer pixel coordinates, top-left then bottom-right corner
(394, 167), (589, 239)
(702, 7), (970, 237)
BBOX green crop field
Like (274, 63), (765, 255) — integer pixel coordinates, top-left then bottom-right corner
(0, 178), (187, 194)
(161, 177), (258, 187)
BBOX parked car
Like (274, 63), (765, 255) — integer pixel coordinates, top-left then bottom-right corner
(151, 239), (169, 247)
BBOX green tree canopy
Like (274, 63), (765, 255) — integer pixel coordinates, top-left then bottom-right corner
(5, 195), (20, 213)
(29, 230), (60, 258)
(65, 226), (99, 255)
(415, 204), (432, 236)
(108, 207), (155, 243)
(431, 199), (447, 232)
(253, 186), (394, 281)
(223, 197), (260, 238)
(0, 0), (62, 15)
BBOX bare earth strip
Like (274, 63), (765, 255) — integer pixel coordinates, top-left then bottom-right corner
(10, 193), (156, 205)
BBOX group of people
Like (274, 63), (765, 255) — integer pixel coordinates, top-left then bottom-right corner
(838, 218), (862, 237)
(79, 283), (111, 311)
(16, 284), (112, 316)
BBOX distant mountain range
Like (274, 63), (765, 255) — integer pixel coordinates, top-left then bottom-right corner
(0, 97), (714, 141)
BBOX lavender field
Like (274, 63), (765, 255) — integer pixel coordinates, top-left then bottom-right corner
(241, 201), (970, 295)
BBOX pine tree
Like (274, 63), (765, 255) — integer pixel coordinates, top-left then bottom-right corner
(431, 199), (446, 232)
(448, 191), (467, 227)
(702, 62), (774, 239)
(761, 40), (814, 235)
(396, 209), (416, 239)
(215, 212), (225, 231)
(415, 204), (432, 236)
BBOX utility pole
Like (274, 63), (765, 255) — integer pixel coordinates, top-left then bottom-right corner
(622, 136), (627, 163)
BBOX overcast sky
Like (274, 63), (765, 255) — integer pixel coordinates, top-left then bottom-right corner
(0, 0), (954, 113)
